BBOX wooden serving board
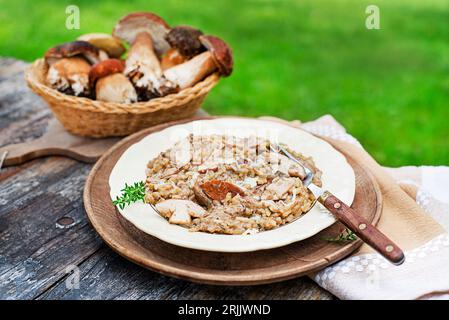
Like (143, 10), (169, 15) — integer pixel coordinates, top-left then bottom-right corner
(0, 110), (209, 168)
(0, 119), (120, 167)
(84, 117), (382, 285)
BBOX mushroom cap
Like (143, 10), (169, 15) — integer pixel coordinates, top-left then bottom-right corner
(49, 57), (91, 75)
(89, 59), (125, 85)
(113, 12), (170, 56)
(199, 35), (233, 76)
(45, 41), (101, 65)
(200, 180), (244, 201)
(165, 25), (204, 58)
(77, 33), (125, 58)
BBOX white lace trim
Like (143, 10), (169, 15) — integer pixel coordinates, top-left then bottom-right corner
(301, 124), (362, 148)
(416, 188), (433, 214)
(315, 233), (449, 289)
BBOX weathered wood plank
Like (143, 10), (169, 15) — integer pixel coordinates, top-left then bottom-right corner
(0, 158), (103, 299)
(0, 59), (51, 147)
(38, 246), (333, 300)
(0, 59), (104, 299)
(0, 58), (28, 78)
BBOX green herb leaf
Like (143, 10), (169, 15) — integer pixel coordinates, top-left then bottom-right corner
(112, 181), (146, 209)
(323, 228), (357, 244)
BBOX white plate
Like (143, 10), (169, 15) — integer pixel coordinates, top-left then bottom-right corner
(109, 118), (355, 252)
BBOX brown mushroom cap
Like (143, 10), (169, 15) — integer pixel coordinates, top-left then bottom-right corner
(77, 33), (125, 58)
(199, 35), (233, 76)
(165, 25), (204, 58)
(113, 12), (170, 56)
(45, 41), (101, 65)
(89, 59), (125, 85)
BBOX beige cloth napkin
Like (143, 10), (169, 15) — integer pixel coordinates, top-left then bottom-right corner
(260, 115), (449, 300)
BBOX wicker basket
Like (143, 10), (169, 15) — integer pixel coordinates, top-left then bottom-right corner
(25, 59), (220, 137)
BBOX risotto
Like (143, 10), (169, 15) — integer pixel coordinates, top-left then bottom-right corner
(145, 135), (322, 235)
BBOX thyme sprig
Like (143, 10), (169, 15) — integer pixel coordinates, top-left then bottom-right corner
(323, 228), (357, 244)
(113, 181), (146, 209)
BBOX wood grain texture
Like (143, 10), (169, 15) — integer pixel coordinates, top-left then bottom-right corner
(0, 157), (101, 299)
(37, 246), (333, 300)
(0, 58), (51, 146)
(83, 117), (383, 286)
(0, 58), (336, 299)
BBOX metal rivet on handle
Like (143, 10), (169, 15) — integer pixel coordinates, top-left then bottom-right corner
(333, 202), (341, 209)
(359, 223), (367, 230)
(386, 245), (394, 252)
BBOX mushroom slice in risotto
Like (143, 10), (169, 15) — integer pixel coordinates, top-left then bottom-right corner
(262, 177), (297, 200)
(200, 180), (245, 201)
(259, 152), (306, 179)
(155, 199), (207, 226)
(193, 182), (213, 208)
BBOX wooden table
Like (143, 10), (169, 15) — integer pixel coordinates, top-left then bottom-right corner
(0, 58), (334, 300)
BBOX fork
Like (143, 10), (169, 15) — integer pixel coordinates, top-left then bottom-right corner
(270, 144), (405, 265)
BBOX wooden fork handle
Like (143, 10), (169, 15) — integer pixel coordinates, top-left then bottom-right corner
(320, 192), (405, 265)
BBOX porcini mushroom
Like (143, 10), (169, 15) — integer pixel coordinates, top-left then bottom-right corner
(113, 12), (178, 100)
(89, 59), (137, 103)
(161, 25), (204, 70)
(113, 12), (171, 56)
(46, 57), (91, 97)
(200, 180), (244, 201)
(77, 33), (126, 58)
(45, 40), (103, 65)
(163, 35), (233, 89)
(262, 152), (306, 179)
(155, 199), (207, 226)
(44, 41), (104, 96)
(193, 182), (213, 208)
(262, 178), (296, 200)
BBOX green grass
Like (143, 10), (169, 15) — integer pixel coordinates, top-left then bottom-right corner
(1, 0), (448, 166)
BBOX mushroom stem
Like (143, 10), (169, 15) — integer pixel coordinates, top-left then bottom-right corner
(125, 32), (177, 98)
(96, 73), (137, 103)
(163, 51), (216, 89)
(46, 57), (91, 96)
(127, 32), (162, 75)
(98, 50), (109, 61)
